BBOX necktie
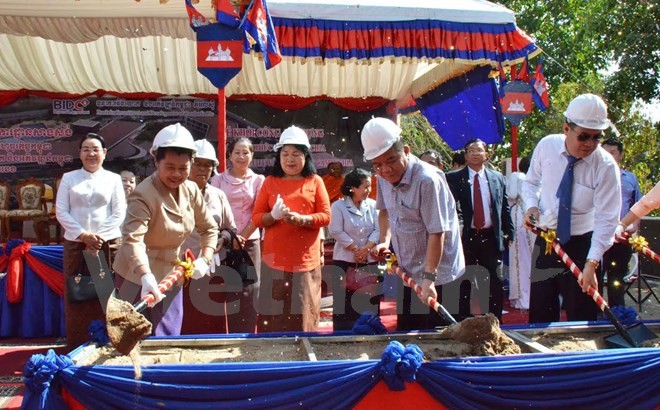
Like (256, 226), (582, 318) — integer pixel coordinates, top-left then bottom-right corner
(473, 173), (485, 230)
(556, 155), (580, 244)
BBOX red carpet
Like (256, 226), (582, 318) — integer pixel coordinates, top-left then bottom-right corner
(0, 338), (67, 409)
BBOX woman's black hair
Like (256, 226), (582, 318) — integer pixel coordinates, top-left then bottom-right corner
(80, 132), (107, 149)
(340, 168), (372, 197)
(227, 137), (254, 157)
(271, 144), (317, 177)
(154, 146), (195, 162)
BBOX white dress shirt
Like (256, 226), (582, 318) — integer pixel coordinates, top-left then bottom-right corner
(56, 168), (126, 241)
(467, 167), (493, 229)
(521, 133), (621, 260)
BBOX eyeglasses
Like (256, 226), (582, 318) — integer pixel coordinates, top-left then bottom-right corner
(81, 147), (103, 154)
(576, 131), (604, 142)
(569, 124), (603, 142)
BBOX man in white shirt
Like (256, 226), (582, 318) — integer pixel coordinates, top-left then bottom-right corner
(522, 94), (621, 323)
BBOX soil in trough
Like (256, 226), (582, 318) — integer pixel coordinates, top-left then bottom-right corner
(530, 331), (610, 351)
(81, 341), (307, 366)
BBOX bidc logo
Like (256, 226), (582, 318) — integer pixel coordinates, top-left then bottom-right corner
(53, 98), (91, 115)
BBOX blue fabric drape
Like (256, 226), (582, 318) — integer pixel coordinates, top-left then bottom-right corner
(22, 346), (660, 409)
(59, 361), (380, 409)
(418, 349), (660, 409)
(418, 65), (505, 150)
(0, 246), (65, 338)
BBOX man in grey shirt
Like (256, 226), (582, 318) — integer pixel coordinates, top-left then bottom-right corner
(361, 117), (465, 330)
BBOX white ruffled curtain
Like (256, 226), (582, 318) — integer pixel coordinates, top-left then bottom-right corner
(0, 29), (421, 98)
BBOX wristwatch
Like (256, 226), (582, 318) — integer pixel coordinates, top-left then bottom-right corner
(422, 271), (437, 282)
(585, 259), (600, 269)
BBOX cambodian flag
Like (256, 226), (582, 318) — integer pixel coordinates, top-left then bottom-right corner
(241, 0), (282, 70)
(215, 0), (240, 28)
(531, 59), (550, 111)
(185, 0), (210, 28)
(517, 56), (530, 82)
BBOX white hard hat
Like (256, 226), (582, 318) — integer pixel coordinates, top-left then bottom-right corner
(193, 139), (219, 166)
(150, 123), (197, 156)
(563, 94), (610, 130)
(273, 126), (311, 151)
(361, 117), (401, 160)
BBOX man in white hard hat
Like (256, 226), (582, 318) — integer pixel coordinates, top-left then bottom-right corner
(114, 123), (219, 336)
(522, 93), (621, 324)
(361, 117), (465, 330)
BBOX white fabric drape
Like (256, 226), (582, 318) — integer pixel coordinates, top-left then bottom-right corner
(0, 33), (421, 98)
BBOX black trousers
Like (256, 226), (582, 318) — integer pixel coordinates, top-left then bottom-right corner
(601, 242), (633, 307)
(463, 228), (504, 321)
(397, 284), (451, 331)
(529, 232), (600, 323)
(332, 260), (382, 331)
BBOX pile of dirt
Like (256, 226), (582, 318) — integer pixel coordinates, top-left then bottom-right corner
(640, 338), (660, 348)
(106, 297), (152, 355)
(441, 314), (521, 356)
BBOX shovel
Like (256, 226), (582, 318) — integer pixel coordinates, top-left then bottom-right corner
(383, 253), (457, 324)
(83, 250), (118, 314)
(85, 249), (195, 355)
(527, 224), (657, 348)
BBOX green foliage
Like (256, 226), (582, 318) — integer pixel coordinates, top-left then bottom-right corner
(400, 0), (659, 203)
(399, 112), (455, 167)
(501, 0), (659, 104)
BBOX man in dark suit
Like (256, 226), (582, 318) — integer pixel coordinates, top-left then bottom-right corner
(445, 139), (513, 320)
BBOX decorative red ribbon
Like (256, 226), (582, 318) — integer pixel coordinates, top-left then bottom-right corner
(5, 242), (65, 303)
(6, 242), (31, 303)
(0, 253), (8, 273)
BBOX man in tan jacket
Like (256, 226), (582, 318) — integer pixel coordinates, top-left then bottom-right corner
(113, 123), (218, 335)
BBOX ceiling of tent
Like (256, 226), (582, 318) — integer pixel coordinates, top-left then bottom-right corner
(0, 0), (538, 101)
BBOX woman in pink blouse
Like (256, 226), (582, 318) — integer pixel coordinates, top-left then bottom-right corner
(210, 137), (265, 333)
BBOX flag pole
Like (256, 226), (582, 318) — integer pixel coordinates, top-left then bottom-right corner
(217, 88), (227, 172)
(511, 125), (518, 172)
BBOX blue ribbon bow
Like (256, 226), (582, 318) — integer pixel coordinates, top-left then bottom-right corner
(380, 341), (424, 391)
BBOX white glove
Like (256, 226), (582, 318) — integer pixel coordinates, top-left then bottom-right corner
(140, 273), (164, 307)
(192, 258), (211, 280)
(270, 194), (289, 220)
(209, 253), (221, 274)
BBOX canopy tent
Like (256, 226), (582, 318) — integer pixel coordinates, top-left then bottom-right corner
(0, 0), (538, 102)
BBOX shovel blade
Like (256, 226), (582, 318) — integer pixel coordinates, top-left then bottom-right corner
(604, 323), (657, 348)
(83, 250), (117, 313)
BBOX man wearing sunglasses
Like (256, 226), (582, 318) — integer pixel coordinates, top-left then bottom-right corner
(521, 94), (621, 324)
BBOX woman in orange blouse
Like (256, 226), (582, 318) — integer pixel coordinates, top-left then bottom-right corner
(252, 126), (331, 332)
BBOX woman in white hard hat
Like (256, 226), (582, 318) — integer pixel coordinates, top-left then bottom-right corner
(56, 132), (126, 349)
(113, 123), (218, 336)
(210, 137), (264, 333)
(252, 126), (331, 332)
(181, 139), (238, 334)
